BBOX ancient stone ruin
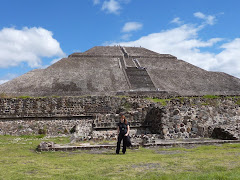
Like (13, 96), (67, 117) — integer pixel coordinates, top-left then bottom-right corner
(1, 46), (240, 97)
(0, 96), (240, 143)
(0, 46), (240, 143)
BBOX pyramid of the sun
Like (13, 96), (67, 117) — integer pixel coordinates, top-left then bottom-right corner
(1, 46), (240, 96)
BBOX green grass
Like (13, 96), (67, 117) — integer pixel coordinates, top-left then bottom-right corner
(123, 102), (132, 110)
(177, 97), (185, 103)
(16, 95), (33, 99)
(202, 95), (220, 99)
(201, 103), (209, 106)
(1, 135), (240, 179)
(145, 97), (170, 106)
(51, 96), (61, 98)
(235, 99), (240, 105)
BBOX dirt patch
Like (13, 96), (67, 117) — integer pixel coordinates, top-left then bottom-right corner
(85, 149), (113, 154)
(67, 148), (114, 155)
(25, 170), (38, 175)
(131, 163), (161, 170)
(155, 150), (187, 155)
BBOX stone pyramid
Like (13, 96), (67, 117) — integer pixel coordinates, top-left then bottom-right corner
(1, 46), (240, 97)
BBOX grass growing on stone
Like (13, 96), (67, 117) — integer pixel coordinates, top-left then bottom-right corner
(235, 99), (240, 105)
(115, 95), (129, 99)
(123, 102), (132, 110)
(0, 93), (8, 98)
(202, 95), (221, 99)
(16, 95), (33, 99)
(1, 135), (240, 179)
(145, 97), (170, 106)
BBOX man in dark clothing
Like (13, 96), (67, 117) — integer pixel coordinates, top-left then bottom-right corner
(116, 115), (130, 154)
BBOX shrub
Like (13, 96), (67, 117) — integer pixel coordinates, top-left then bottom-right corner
(64, 128), (69, 134)
(70, 125), (76, 134)
(123, 102), (132, 110)
(38, 128), (47, 135)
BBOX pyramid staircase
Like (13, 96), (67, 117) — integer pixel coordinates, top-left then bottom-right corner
(125, 67), (156, 90)
(120, 47), (156, 91)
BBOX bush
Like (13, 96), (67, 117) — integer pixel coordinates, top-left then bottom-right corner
(64, 128), (69, 134)
(38, 128), (47, 135)
(70, 125), (76, 134)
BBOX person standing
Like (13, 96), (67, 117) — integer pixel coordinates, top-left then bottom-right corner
(116, 115), (130, 154)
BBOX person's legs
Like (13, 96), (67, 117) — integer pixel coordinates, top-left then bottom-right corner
(122, 136), (127, 154)
(116, 134), (123, 154)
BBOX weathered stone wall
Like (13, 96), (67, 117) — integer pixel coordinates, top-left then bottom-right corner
(0, 118), (93, 136)
(0, 96), (240, 140)
(0, 96), (122, 117)
(0, 96), (152, 136)
(149, 97), (240, 140)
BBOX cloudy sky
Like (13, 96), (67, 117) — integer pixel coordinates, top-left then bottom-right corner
(0, 0), (240, 84)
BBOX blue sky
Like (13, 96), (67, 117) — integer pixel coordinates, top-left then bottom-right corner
(0, 0), (240, 84)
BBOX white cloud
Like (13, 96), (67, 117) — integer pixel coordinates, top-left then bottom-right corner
(102, 0), (121, 14)
(112, 24), (221, 71)
(214, 38), (240, 74)
(51, 57), (62, 64)
(0, 73), (18, 85)
(122, 22), (143, 32)
(194, 12), (205, 19)
(0, 27), (65, 68)
(0, 80), (8, 85)
(108, 14), (240, 78)
(194, 12), (216, 25)
(170, 17), (183, 25)
(93, 0), (100, 5)
(121, 33), (132, 40)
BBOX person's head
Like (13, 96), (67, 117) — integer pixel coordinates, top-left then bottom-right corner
(120, 114), (125, 123)
(120, 115), (128, 124)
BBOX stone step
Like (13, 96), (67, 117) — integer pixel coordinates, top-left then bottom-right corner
(125, 68), (156, 90)
(93, 122), (145, 129)
(37, 143), (140, 151)
(124, 58), (136, 67)
(143, 139), (240, 147)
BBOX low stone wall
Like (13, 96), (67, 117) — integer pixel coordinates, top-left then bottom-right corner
(151, 97), (240, 139)
(0, 117), (93, 136)
(0, 96), (124, 117)
(0, 96), (240, 140)
(0, 96), (151, 136)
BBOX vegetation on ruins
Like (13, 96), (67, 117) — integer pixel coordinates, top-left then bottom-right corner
(202, 95), (220, 99)
(144, 95), (240, 107)
(144, 97), (170, 106)
(0, 93), (8, 98)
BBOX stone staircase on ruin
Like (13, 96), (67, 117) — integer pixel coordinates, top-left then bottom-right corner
(125, 67), (156, 90)
(120, 46), (156, 91)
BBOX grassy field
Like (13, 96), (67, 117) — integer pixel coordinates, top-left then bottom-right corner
(1, 135), (240, 179)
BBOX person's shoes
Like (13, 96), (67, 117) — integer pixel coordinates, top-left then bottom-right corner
(123, 152), (125, 154)
(116, 152), (119, 154)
